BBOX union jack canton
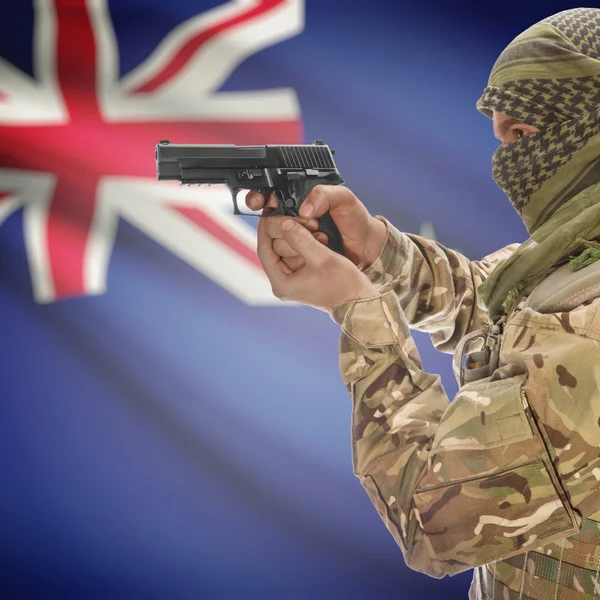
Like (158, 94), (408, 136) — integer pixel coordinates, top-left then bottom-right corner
(0, 0), (304, 304)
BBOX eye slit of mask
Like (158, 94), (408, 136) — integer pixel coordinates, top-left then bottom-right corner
(497, 127), (525, 145)
(494, 119), (541, 145)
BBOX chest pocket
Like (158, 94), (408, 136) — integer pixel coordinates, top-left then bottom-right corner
(412, 373), (579, 575)
(431, 373), (531, 452)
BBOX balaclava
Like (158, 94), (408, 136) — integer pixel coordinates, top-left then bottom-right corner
(475, 8), (600, 320)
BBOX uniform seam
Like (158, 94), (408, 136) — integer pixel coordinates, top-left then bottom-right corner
(506, 319), (599, 340)
(541, 283), (600, 315)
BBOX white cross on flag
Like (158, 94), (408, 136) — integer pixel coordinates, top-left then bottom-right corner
(0, 0), (304, 304)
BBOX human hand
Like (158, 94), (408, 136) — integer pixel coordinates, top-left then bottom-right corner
(258, 215), (379, 311)
(246, 186), (387, 272)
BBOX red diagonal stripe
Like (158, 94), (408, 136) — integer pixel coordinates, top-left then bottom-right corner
(132, 0), (283, 93)
(173, 205), (262, 269)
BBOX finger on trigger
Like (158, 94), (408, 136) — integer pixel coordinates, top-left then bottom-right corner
(245, 190), (264, 211)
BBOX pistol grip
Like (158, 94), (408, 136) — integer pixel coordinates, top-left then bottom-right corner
(258, 183), (345, 256)
(293, 180), (344, 256)
(317, 212), (344, 255)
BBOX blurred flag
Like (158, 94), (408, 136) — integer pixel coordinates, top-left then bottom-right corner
(0, 1), (475, 599)
(0, 0), (302, 304)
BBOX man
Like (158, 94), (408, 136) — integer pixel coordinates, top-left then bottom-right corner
(247, 7), (600, 599)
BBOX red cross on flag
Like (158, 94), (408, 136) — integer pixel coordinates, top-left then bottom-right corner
(0, 0), (303, 304)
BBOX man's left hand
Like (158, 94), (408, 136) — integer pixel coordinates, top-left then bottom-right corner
(258, 217), (379, 311)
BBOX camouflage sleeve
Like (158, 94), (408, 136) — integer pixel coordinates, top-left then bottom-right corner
(363, 217), (520, 353)
(331, 291), (582, 578)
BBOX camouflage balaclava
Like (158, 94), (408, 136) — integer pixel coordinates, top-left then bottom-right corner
(475, 8), (600, 320)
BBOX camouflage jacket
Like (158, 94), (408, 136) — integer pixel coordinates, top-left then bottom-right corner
(330, 218), (600, 580)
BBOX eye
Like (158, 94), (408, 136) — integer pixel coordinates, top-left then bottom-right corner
(512, 128), (525, 139)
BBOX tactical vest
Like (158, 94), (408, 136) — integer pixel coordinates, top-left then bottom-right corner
(455, 259), (600, 600)
(470, 518), (600, 599)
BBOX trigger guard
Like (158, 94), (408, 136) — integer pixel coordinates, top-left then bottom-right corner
(231, 188), (244, 215)
(260, 188), (287, 216)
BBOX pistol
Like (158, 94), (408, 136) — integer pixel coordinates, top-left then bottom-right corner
(155, 140), (344, 254)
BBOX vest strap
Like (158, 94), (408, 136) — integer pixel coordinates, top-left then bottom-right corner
(526, 259), (600, 313)
(473, 520), (600, 599)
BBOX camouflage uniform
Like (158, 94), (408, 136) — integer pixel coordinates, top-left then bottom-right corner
(330, 218), (600, 599)
(327, 7), (600, 598)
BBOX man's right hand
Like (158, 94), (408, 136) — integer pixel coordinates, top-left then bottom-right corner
(245, 185), (388, 272)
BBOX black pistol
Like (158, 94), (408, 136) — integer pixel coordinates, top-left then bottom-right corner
(155, 140), (344, 254)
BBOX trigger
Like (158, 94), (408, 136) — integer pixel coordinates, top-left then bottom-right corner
(259, 189), (271, 205)
(261, 188), (286, 216)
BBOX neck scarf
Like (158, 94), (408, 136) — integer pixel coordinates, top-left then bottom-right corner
(475, 8), (600, 321)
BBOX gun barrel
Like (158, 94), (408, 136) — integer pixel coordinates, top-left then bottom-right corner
(155, 141), (338, 181)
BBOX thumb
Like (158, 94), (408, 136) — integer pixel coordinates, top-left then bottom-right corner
(280, 219), (328, 264)
(299, 185), (352, 219)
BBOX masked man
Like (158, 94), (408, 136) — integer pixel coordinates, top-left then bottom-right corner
(246, 8), (600, 599)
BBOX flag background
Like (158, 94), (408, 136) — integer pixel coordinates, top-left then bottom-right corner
(0, 1), (592, 599)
